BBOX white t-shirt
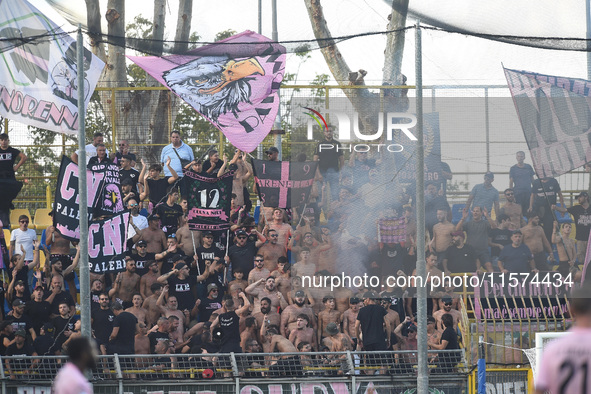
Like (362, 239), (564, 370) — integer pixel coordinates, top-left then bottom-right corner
(127, 213), (148, 240)
(76, 143), (110, 165)
(53, 362), (93, 394)
(10, 228), (37, 261)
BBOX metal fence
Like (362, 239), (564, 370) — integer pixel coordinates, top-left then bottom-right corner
(2, 350), (469, 393)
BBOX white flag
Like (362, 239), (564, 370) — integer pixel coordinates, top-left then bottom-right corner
(0, 0), (104, 134)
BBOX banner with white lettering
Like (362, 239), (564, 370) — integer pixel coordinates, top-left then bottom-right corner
(89, 212), (129, 274)
(504, 67), (591, 178)
(0, 0), (104, 134)
(183, 169), (233, 231)
(251, 160), (318, 208)
(54, 156), (124, 241)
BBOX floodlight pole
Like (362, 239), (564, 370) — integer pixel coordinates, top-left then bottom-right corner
(272, 0), (282, 160)
(415, 20), (429, 394)
(77, 25), (91, 339)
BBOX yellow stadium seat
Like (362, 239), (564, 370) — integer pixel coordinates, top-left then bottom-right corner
(10, 209), (32, 230)
(2, 229), (10, 243)
(34, 208), (53, 231)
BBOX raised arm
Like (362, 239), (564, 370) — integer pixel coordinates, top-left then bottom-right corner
(63, 244), (80, 276)
(166, 158), (179, 184)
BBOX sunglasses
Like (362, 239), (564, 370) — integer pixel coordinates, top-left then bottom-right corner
(129, 204), (138, 207)
(269, 234), (279, 237)
(20, 220), (29, 223)
(255, 259), (264, 262)
(444, 302), (452, 306)
(237, 236), (247, 239)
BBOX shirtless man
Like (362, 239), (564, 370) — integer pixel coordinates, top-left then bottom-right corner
(45, 225), (76, 300)
(307, 271), (333, 315)
(317, 296), (342, 343)
(432, 296), (461, 331)
(260, 325), (303, 377)
(257, 229), (286, 272)
(248, 255), (271, 284)
(228, 268), (248, 300)
(125, 293), (147, 325)
(109, 257), (140, 308)
(240, 317), (258, 351)
(142, 283), (164, 327)
(552, 221), (581, 281)
(167, 315), (188, 351)
(140, 260), (160, 299)
(291, 248), (316, 278)
(323, 322), (353, 352)
(271, 258), (292, 300)
(175, 217), (201, 257)
(157, 290), (188, 333)
(245, 276), (288, 315)
(252, 297), (281, 329)
(500, 188), (525, 230)
(280, 290), (316, 338)
(132, 215), (167, 254)
(288, 314), (317, 351)
(334, 285), (354, 314)
(521, 212), (555, 270)
(429, 209), (455, 263)
(342, 298), (361, 349)
(380, 297), (401, 350)
(267, 209), (292, 250)
(426, 316), (442, 347)
(134, 322), (150, 370)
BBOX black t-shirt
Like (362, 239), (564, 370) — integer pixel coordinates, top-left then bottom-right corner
(489, 228), (513, 257)
(0, 333), (14, 355)
(198, 296), (223, 322)
(24, 300), (52, 335)
(380, 244), (406, 278)
(168, 275), (197, 311)
(441, 326), (460, 363)
(228, 242), (258, 277)
(444, 244), (478, 273)
(159, 248), (186, 275)
(356, 304), (387, 346)
(6, 314), (34, 337)
(532, 178), (561, 213)
(194, 245), (224, 276)
(314, 139), (343, 172)
(0, 147), (20, 179)
(87, 156), (112, 167)
(147, 177), (172, 204)
(52, 315), (78, 349)
(111, 311), (137, 352)
(5, 342), (35, 357)
(114, 152), (137, 167)
(148, 331), (171, 353)
(45, 291), (75, 316)
(92, 308), (115, 345)
(219, 311), (241, 352)
(120, 168), (140, 192)
(128, 251), (156, 277)
(154, 203), (183, 229)
(201, 160), (223, 176)
(567, 204), (591, 242)
(33, 334), (55, 356)
(90, 290), (102, 311)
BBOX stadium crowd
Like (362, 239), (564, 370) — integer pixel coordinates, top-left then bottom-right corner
(0, 127), (587, 378)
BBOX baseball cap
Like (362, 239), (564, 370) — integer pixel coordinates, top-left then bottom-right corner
(42, 323), (54, 334)
(442, 296), (453, 304)
(326, 322), (339, 336)
(12, 299), (25, 307)
(207, 283), (218, 293)
(34, 285), (44, 291)
(175, 262), (187, 271)
(577, 191), (589, 198)
(235, 229), (247, 238)
(408, 325), (417, 333)
(295, 290), (305, 298)
(484, 171), (494, 179)
(148, 214), (160, 221)
(137, 240), (147, 247)
(202, 231), (214, 237)
(15, 329), (26, 337)
(265, 147), (279, 154)
(350, 297), (361, 304)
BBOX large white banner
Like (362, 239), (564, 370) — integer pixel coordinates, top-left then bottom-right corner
(0, 0), (104, 134)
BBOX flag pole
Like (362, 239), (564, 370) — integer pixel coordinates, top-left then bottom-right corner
(77, 25), (91, 339)
(191, 231), (201, 276)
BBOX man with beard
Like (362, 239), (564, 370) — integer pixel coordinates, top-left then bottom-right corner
(489, 213), (513, 268)
(109, 257), (140, 309)
(140, 260), (160, 299)
(212, 296), (250, 354)
(126, 200), (148, 250)
(45, 274), (75, 318)
(498, 230), (536, 274)
(246, 276), (287, 315)
(92, 292), (115, 355)
(45, 245), (80, 299)
(52, 302), (78, 353)
(24, 285), (51, 336)
(196, 284), (223, 323)
(226, 229), (265, 278)
(442, 231), (479, 275)
(248, 255), (270, 284)
(455, 206), (494, 273)
(258, 229), (287, 272)
(432, 296), (461, 331)
(194, 231), (224, 297)
(252, 297), (281, 328)
(126, 293), (148, 325)
(500, 188), (525, 230)
(132, 214), (167, 254)
(142, 283), (164, 328)
(429, 208), (456, 264)
(155, 234), (187, 275)
(7, 299), (36, 341)
(520, 212), (554, 271)
(5, 329), (36, 379)
(553, 191), (591, 264)
(289, 314), (317, 351)
(280, 290), (316, 338)
(45, 224), (76, 300)
(529, 176), (564, 243)
(109, 302), (138, 356)
(425, 182), (450, 236)
(465, 172), (500, 217)
(158, 261), (204, 314)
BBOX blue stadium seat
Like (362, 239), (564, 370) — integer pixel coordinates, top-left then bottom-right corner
(554, 203), (573, 224)
(254, 205), (260, 225)
(451, 204), (465, 225)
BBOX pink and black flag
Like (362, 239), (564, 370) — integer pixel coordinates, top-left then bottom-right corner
(128, 31), (286, 152)
(252, 159), (318, 208)
(184, 169), (234, 231)
(504, 67), (591, 179)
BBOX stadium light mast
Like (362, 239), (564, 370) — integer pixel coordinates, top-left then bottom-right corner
(77, 25), (91, 339)
(415, 20), (429, 394)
